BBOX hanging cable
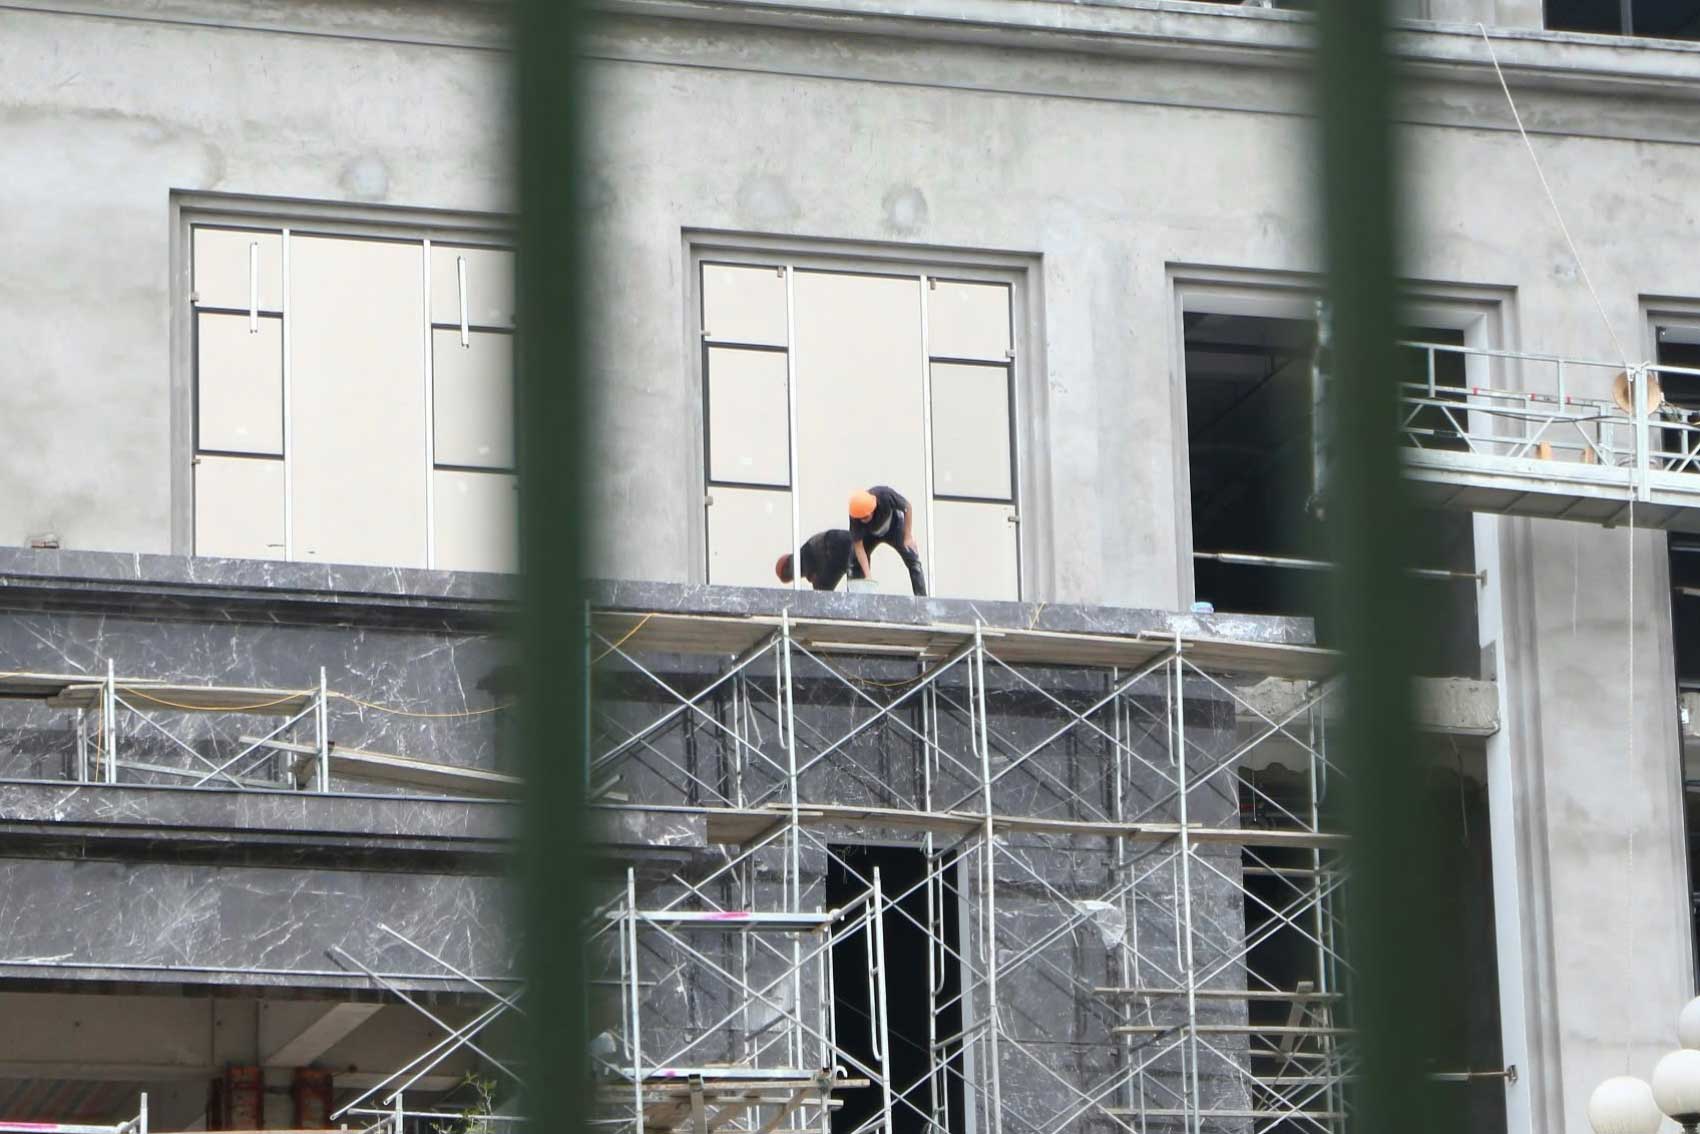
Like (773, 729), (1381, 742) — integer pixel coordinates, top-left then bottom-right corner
(1479, 21), (1645, 1071)
(1476, 24), (1632, 369)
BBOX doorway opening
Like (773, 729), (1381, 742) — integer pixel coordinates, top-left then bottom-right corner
(826, 843), (964, 1134)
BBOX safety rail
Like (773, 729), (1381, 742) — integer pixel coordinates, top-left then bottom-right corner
(0, 665), (512, 798)
(0, 1096), (146, 1133)
(1395, 340), (1700, 529)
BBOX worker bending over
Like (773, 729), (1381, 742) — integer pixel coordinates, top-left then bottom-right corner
(775, 529), (856, 591)
(849, 486), (927, 596)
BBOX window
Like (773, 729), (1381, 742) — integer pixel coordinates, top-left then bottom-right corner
(698, 253), (1022, 600)
(1546, 0), (1700, 39)
(189, 224), (516, 573)
(1180, 299), (1479, 676)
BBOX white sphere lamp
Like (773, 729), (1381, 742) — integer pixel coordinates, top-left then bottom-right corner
(1589, 1075), (1664, 1134)
(1654, 1048), (1700, 1131)
(1679, 997), (1700, 1050)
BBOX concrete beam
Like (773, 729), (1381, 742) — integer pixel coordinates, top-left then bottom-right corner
(1236, 676), (1499, 737)
(261, 1002), (382, 1068)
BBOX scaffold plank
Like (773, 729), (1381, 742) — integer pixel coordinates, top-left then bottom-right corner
(240, 735), (518, 796)
(1105, 1106), (1347, 1120)
(590, 610), (1337, 678)
(0, 672), (99, 700)
(671, 802), (1344, 849)
(1094, 986), (1344, 1002)
(1112, 1023), (1352, 1037)
(50, 681), (313, 714)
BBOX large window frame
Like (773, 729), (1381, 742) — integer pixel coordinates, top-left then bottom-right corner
(684, 234), (1043, 598)
(170, 192), (516, 571)
(1166, 264), (1509, 607)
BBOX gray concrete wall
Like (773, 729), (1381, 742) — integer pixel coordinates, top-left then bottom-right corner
(4, 2), (1699, 1133)
(0, 0), (510, 556)
(576, 8), (1700, 1134)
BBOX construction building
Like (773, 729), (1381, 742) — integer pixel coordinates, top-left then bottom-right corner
(2, 0), (1700, 1132)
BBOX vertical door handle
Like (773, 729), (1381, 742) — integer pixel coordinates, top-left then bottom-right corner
(457, 256), (470, 348)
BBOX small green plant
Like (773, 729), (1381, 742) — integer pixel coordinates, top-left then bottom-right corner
(429, 1072), (504, 1134)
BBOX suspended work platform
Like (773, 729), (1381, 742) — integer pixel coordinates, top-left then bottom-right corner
(1396, 342), (1700, 530)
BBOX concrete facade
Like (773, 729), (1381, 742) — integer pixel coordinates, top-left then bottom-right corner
(1, 0), (1698, 1131)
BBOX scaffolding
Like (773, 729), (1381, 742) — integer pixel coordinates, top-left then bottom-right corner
(0, 603), (1353, 1133)
(0, 668), (514, 797)
(327, 924), (524, 1133)
(586, 608), (1350, 1134)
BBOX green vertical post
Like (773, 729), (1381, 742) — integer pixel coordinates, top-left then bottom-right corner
(516, 3), (590, 1133)
(1315, 1), (1441, 1131)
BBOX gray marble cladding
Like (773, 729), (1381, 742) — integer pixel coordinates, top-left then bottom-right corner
(0, 550), (519, 989)
(0, 857), (510, 991)
(0, 546), (513, 628)
(0, 781), (510, 866)
(0, 609), (514, 786)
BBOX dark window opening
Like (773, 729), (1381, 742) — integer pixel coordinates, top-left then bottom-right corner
(1546, 0), (1700, 39)
(1240, 750), (1504, 1132)
(826, 844), (964, 1134)
(1184, 312), (1480, 676)
(1657, 325), (1700, 981)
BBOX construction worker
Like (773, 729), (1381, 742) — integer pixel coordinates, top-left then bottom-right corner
(775, 529), (856, 591)
(849, 486), (927, 596)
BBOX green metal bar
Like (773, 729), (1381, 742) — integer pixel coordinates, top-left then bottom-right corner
(517, 3), (591, 1133)
(1316, 1), (1445, 1132)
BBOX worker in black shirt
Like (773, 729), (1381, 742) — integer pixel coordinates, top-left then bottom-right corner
(775, 529), (857, 591)
(848, 486), (927, 596)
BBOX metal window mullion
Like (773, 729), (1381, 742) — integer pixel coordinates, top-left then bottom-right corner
(1004, 288), (1022, 598)
(785, 265), (803, 590)
(281, 228), (294, 561)
(919, 276), (939, 588)
(423, 239), (437, 568)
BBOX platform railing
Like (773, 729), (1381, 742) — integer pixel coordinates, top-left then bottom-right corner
(1395, 340), (1700, 522)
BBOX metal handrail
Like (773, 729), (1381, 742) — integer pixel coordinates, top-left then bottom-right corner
(1393, 341), (1700, 499)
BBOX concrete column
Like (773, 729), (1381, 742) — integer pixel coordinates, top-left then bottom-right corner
(1494, 0), (1547, 28)
(1487, 265), (1693, 1130)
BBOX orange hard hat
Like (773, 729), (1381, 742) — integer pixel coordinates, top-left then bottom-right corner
(848, 489), (878, 521)
(775, 553), (794, 583)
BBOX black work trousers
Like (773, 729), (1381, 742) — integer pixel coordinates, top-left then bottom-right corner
(855, 528), (928, 596)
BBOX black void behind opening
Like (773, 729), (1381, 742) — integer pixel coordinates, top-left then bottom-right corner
(1184, 313), (1479, 677)
(1546, 0), (1700, 38)
(1239, 756), (1504, 1133)
(826, 843), (964, 1134)
(1656, 326), (1700, 980)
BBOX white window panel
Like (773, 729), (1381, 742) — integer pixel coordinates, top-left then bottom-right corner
(197, 313), (283, 456)
(433, 329), (514, 470)
(792, 270), (927, 548)
(289, 235), (428, 569)
(431, 245), (514, 329)
(195, 456), (285, 561)
(931, 362), (1012, 501)
(708, 346), (789, 486)
(702, 263), (788, 346)
(707, 487), (792, 588)
(931, 500), (1019, 601)
(433, 470), (518, 574)
(927, 280), (1010, 362)
(193, 228), (284, 312)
